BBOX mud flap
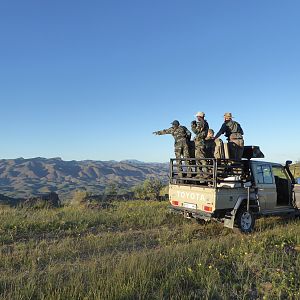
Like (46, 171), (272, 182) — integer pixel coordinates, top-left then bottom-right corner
(223, 210), (237, 229)
(224, 216), (235, 229)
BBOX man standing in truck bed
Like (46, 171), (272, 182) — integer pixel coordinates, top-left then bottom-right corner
(214, 112), (244, 160)
(153, 120), (192, 177)
(191, 112), (209, 177)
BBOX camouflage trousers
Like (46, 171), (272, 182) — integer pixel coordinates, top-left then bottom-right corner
(229, 139), (244, 161)
(195, 142), (207, 175)
(174, 142), (191, 176)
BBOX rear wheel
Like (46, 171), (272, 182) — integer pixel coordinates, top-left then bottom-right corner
(235, 208), (255, 233)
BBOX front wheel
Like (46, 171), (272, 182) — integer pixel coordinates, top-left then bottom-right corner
(235, 208), (255, 233)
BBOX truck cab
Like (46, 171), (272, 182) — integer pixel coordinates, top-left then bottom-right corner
(169, 146), (300, 233)
(252, 161), (294, 210)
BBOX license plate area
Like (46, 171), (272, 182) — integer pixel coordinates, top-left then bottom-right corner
(183, 202), (197, 210)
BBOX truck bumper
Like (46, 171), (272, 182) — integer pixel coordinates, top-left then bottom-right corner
(168, 205), (213, 221)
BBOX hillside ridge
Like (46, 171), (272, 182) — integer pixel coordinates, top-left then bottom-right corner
(0, 157), (168, 199)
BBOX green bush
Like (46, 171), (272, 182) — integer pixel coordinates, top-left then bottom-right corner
(69, 190), (91, 207)
(133, 178), (164, 200)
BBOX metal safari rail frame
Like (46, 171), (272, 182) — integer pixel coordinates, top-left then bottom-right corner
(170, 158), (247, 188)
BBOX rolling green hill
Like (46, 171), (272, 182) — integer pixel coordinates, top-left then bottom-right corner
(291, 163), (300, 179)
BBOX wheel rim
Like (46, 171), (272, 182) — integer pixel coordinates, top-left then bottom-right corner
(240, 212), (252, 230)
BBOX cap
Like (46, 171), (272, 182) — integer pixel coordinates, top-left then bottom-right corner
(195, 112), (205, 117)
(171, 120), (180, 126)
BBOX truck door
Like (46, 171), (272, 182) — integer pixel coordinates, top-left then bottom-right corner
(253, 164), (277, 210)
(272, 165), (292, 206)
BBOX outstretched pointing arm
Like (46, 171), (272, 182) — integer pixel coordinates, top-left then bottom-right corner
(153, 127), (173, 135)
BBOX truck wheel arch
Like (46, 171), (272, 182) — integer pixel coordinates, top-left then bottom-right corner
(232, 195), (259, 216)
(232, 197), (247, 217)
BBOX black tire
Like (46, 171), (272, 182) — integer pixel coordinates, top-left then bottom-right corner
(235, 208), (255, 233)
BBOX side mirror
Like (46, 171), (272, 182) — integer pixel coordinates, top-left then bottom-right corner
(286, 160), (293, 166)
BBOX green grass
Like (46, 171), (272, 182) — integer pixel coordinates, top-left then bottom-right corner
(0, 201), (300, 299)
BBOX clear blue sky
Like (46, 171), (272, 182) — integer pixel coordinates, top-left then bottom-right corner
(0, 0), (299, 163)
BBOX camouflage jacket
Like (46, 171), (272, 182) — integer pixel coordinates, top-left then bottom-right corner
(215, 120), (244, 141)
(191, 119), (209, 142)
(156, 126), (191, 145)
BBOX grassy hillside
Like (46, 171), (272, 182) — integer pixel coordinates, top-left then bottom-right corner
(0, 201), (299, 299)
(291, 163), (300, 179)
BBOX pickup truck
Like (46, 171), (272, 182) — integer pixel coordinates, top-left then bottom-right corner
(169, 146), (300, 233)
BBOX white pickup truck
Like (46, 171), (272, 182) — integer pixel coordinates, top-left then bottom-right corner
(169, 146), (300, 233)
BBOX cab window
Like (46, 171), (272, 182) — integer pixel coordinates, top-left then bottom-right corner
(256, 165), (273, 184)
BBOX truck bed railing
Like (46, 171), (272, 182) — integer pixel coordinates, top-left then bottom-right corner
(170, 158), (248, 188)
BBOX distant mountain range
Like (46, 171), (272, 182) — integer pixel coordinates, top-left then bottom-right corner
(0, 158), (169, 199)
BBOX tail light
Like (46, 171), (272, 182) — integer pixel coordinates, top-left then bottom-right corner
(172, 200), (179, 206)
(204, 206), (212, 212)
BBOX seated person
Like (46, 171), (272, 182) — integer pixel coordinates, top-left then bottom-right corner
(205, 129), (224, 159)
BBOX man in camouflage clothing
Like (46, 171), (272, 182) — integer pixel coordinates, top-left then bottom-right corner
(214, 112), (244, 160)
(153, 120), (192, 177)
(191, 112), (209, 176)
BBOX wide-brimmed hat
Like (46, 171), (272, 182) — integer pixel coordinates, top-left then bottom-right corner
(224, 112), (233, 118)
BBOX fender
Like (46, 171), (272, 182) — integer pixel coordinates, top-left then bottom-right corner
(231, 193), (259, 216)
(224, 193), (258, 229)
